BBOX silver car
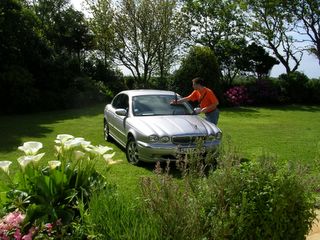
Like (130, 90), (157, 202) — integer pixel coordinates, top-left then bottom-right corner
(104, 89), (222, 164)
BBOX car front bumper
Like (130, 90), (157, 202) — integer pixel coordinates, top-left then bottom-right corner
(136, 140), (220, 162)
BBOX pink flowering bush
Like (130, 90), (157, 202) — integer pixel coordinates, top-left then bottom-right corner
(0, 210), (35, 240)
(0, 211), (64, 240)
(225, 86), (249, 106)
(0, 134), (116, 239)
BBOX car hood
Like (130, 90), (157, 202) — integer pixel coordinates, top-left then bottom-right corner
(128, 115), (220, 136)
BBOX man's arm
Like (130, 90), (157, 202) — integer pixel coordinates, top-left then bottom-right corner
(171, 97), (189, 104)
(200, 102), (218, 113)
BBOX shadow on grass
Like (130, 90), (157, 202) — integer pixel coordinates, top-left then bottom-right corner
(0, 103), (105, 153)
(261, 105), (320, 112)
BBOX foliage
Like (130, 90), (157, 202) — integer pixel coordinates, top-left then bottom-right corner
(0, 66), (40, 114)
(172, 46), (222, 101)
(279, 71), (310, 103)
(107, 0), (186, 87)
(0, 134), (115, 238)
(289, 0), (320, 65)
(182, 0), (245, 50)
(0, 0), (117, 114)
(225, 86), (249, 106)
(245, 78), (283, 105)
(307, 79), (320, 104)
(140, 145), (317, 240)
(85, 189), (161, 239)
(238, 43), (279, 79)
(244, 0), (303, 74)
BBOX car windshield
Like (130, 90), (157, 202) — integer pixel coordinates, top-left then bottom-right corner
(132, 95), (194, 116)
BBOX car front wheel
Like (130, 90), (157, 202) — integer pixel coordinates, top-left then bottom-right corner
(126, 137), (140, 165)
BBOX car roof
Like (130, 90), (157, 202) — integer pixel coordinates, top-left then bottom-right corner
(118, 89), (177, 97)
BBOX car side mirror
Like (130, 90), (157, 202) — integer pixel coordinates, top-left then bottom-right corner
(115, 108), (127, 116)
(194, 107), (201, 114)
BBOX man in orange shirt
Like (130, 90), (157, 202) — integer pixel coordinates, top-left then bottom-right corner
(172, 77), (219, 125)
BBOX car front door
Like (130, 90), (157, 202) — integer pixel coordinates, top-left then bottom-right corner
(110, 94), (129, 146)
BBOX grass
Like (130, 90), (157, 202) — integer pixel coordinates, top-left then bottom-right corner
(219, 105), (320, 163)
(0, 104), (320, 197)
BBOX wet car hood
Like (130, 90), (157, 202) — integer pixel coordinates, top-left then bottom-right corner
(127, 115), (219, 136)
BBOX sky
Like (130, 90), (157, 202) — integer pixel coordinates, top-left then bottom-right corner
(70, 0), (320, 79)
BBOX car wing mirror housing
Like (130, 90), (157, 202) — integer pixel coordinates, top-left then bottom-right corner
(194, 107), (201, 114)
(115, 108), (127, 116)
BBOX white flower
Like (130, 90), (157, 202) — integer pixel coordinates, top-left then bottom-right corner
(74, 150), (85, 161)
(80, 140), (91, 148)
(54, 145), (62, 155)
(18, 141), (43, 155)
(0, 161), (12, 174)
(32, 153), (45, 163)
(63, 138), (85, 150)
(103, 152), (115, 162)
(17, 153), (45, 169)
(55, 134), (74, 144)
(48, 160), (61, 169)
(87, 145), (113, 156)
(17, 156), (34, 169)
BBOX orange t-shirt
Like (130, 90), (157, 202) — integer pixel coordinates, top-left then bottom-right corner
(186, 87), (219, 109)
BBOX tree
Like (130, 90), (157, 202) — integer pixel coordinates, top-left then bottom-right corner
(245, 0), (303, 74)
(182, 0), (246, 50)
(111, 0), (186, 87)
(181, 0), (248, 84)
(238, 43), (280, 79)
(291, 0), (320, 66)
(85, 0), (114, 68)
(172, 46), (222, 100)
(0, 0), (47, 113)
(214, 38), (247, 86)
(52, 8), (94, 66)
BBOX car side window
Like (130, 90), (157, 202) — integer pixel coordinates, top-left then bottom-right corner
(112, 94), (129, 109)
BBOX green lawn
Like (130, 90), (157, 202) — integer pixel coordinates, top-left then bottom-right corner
(0, 104), (319, 196)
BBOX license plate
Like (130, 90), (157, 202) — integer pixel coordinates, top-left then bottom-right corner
(177, 147), (205, 154)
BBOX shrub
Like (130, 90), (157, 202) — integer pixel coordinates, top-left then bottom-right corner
(0, 66), (40, 114)
(246, 79), (282, 105)
(172, 46), (222, 100)
(201, 154), (316, 240)
(279, 72), (309, 103)
(307, 80), (320, 104)
(0, 134), (116, 238)
(225, 86), (249, 106)
(140, 145), (317, 240)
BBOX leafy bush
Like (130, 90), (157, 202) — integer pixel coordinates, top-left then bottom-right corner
(0, 135), (115, 238)
(0, 66), (40, 114)
(307, 80), (320, 104)
(201, 154), (316, 240)
(279, 72), (310, 103)
(140, 145), (316, 240)
(171, 46), (222, 100)
(225, 86), (249, 106)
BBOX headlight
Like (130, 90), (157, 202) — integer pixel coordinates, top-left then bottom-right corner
(216, 132), (222, 140)
(160, 136), (170, 143)
(206, 134), (216, 141)
(206, 132), (222, 141)
(149, 135), (159, 142)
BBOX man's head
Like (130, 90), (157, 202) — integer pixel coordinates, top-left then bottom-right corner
(192, 77), (205, 90)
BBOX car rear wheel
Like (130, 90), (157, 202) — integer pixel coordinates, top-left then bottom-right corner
(126, 137), (140, 165)
(104, 119), (111, 141)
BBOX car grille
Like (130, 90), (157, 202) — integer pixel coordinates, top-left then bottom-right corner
(172, 136), (205, 145)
